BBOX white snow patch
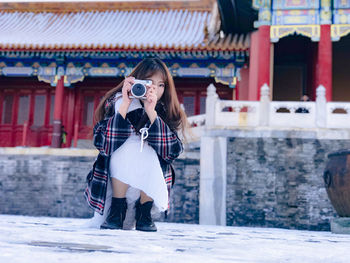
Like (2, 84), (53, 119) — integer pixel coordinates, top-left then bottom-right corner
(0, 215), (350, 263)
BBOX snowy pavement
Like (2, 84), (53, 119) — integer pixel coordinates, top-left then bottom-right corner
(1, 215), (350, 263)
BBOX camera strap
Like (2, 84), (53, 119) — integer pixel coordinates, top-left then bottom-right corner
(139, 127), (149, 152)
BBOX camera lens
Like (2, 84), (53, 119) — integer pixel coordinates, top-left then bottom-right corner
(131, 83), (146, 97)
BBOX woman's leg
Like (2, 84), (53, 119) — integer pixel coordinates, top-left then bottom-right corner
(140, 191), (153, 204)
(136, 191), (157, 232)
(101, 178), (128, 229)
(111, 178), (129, 197)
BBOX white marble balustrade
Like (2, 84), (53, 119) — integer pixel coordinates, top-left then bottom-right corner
(326, 102), (350, 129)
(269, 101), (316, 128)
(187, 84), (350, 130)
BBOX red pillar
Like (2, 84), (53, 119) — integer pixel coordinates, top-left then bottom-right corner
(65, 88), (75, 147)
(257, 25), (271, 99)
(317, 25), (332, 101)
(51, 76), (65, 148)
(248, 31), (259, 101)
(239, 67), (249, 100)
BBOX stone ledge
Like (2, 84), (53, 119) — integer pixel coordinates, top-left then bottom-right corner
(204, 127), (350, 140)
(0, 147), (98, 157)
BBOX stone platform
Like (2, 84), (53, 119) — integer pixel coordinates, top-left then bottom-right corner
(1, 215), (350, 263)
(331, 217), (350, 234)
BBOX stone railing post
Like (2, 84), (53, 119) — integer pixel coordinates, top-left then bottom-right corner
(316, 85), (327, 128)
(259, 83), (270, 126)
(206, 84), (218, 128)
(200, 83), (226, 226)
(200, 136), (227, 226)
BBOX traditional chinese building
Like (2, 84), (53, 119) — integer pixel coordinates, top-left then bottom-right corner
(2, 0), (349, 148)
(2, 1), (349, 230)
(225, 0), (350, 103)
(0, 0), (251, 148)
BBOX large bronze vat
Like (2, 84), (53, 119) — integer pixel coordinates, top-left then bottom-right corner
(324, 150), (350, 217)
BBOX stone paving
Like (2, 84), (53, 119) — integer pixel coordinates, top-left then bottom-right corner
(1, 215), (350, 263)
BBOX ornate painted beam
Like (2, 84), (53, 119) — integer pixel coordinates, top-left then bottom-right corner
(0, 50), (247, 88)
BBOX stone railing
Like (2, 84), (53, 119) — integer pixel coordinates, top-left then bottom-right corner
(215, 100), (260, 127)
(326, 102), (350, 129)
(190, 84), (350, 130)
(188, 114), (205, 127)
(269, 101), (316, 128)
(186, 114), (206, 140)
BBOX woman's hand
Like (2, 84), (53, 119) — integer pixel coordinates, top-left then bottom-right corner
(144, 85), (158, 124)
(119, 77), (134, 118)
(122, 77), (134, 105)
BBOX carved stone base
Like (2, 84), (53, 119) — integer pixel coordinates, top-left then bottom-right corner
(331, 217), (350, 234)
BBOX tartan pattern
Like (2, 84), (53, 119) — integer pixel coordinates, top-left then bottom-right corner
(147, 116), (183, 164)
(94, 113), (134, 156)
(84, 153), (109, 214)
(84, 98), (183, 215)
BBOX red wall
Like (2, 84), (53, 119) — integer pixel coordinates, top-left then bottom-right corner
(0, 77), (234, 147)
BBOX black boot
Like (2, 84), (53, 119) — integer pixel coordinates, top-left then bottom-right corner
(135, 200), (157, 232)
(101, 197), (127, 230)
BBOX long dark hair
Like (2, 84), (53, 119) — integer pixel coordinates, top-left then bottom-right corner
(94, 57), (188, 134)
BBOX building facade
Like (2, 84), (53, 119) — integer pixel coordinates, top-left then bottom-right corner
(1, 0), (350, 148)
(0, 0), (249, 147)
(243, 0), (350, 103)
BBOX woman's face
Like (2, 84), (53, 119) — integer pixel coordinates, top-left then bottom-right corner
(146, 72), (165, 101)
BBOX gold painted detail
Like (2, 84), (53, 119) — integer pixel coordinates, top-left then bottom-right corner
(214, 76), (237, 88)
(259, 9), (272, 23)
(340, 15), (348, 24)
(253, 0), (271, 9)
(89, 67), (118, 76)
(331, 24), (350, 41)
(209, 69), (216, 77)
(38, 75), (58, 86)
(320, 9), (332, 22)
(321, 0), (331, 8)
(37, 67), (85, 86)
(222, 68), (233, 77)
(32, 62), (40, 68)
(320, 0), (332, 24)
(38, 74), (85, 87)
(65, 75), (85, 86)
(270, 25), (320, 42)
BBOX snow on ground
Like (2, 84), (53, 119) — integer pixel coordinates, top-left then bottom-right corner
(0, 215), (350, 263)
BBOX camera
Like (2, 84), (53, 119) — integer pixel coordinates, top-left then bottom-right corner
(130, 79), (152, 99)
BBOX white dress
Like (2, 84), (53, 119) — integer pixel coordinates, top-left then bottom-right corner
(83, 94), (168, 229)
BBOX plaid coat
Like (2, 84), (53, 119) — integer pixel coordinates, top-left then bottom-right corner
(84, 97), (183, 215)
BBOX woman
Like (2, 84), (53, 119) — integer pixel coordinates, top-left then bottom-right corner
(84, 58), (187, 232)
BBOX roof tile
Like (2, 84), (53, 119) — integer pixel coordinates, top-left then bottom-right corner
(0, 10), (249, 51)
